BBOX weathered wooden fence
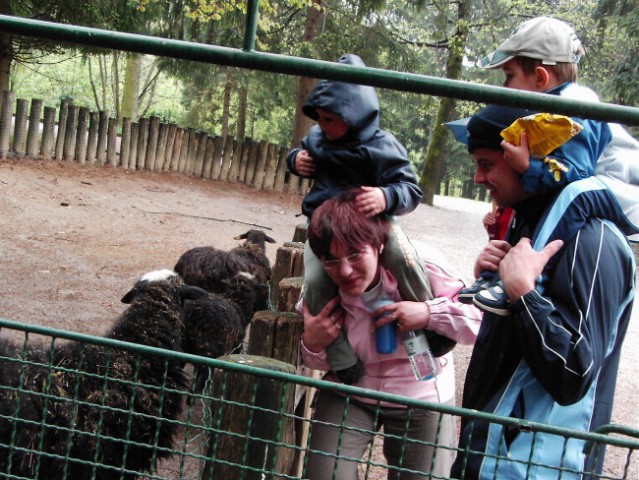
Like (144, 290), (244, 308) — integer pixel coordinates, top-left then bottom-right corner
(0, 91), (312, 195)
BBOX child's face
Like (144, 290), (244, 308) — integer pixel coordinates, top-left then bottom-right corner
(500, 59), (541, 91)
(316, 109), (350, 141)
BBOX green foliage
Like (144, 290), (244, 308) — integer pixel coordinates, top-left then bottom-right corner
(8, 0), (638, 199)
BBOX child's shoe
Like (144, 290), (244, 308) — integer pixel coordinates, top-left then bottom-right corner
(473, 281), (511, 316)
(458, 277), (493, 304)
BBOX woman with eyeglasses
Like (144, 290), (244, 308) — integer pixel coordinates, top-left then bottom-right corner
(299, 189), (482, 480)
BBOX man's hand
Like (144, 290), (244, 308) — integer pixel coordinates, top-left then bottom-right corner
(502, 131), (531, 174)
(295, 149), (316, 177)
(500, 238), (564, 301)
(355, 186), (387, 217)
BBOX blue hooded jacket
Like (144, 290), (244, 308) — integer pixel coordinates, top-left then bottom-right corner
(287, 54), (422, 218)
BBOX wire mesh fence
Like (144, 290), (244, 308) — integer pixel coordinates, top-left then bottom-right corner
(0, 318), (637, 480)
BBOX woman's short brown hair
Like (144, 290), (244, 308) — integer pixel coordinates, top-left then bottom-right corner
(307, 189), (389, 259)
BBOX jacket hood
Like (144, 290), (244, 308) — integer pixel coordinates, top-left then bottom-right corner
(302, 54), (380, 141)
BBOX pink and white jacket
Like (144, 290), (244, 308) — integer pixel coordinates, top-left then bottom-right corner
(299, 261), (482, 406)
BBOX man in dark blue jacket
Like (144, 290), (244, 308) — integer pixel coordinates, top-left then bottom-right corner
(452, 105), (636, 479)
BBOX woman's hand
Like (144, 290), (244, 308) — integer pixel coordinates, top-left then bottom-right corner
(302, 296), (344, 353)
(372, 300), (431, 334)
(473, 240), (511, 278)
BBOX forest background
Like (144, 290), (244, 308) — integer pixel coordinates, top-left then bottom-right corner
(3, 0), (638, 203)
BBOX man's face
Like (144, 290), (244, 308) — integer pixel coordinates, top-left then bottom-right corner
(500, 59), (539, 91)
(316, 109), (350, 141)
(472, 148), (531, 208)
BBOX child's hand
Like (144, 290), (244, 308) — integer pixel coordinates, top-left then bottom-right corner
(295, 149), (316, 177)
(501, 131), (530, 174)
(473, 240), (511, 278)
(483, 212), (497, 229)
(355, 186), (387, 217)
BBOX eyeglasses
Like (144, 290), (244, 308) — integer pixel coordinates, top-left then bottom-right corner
(321, 248), (368, 270)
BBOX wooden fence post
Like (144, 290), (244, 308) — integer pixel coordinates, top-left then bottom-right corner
(219, 135), (234, 180)
(250, 140), (269, 189)
(261, 143), (278, 190)
(193, 131), (208, 177)
(128, 122), (139, 169)
(0, 91), (14, 157)
(169, 127), (184, 171)
(202, 135), (215, 179)
(286, 168), (300, 195)
(75, 107), (90, 164)
(106, 117), (118, 166)
(96, 111), (108, 165)
(13, 98), (29, 157)
(210, 135), (225, 180)
(163, 124), (177, 171)
(145, 115), (160, 170)
(41, 106), (56, 159)
(54, 99), (69, 160)
(225, 138), (239, 182)
(120, 118), (131, 168)
(238, 137), (251, 183)
(178, 128), (194, 173)
(26, 99), (42, 158)
(86, 111), (99, 164)
(202, 354), (296, 480)
(273, 146), (288, 192)
(292, 223), (308, 243)
(136, 117), (149, 170)
(270, 243), (305, 307)
(155, 122), (169, 171)
(243, 139), (259, 185)
(62, 105), (78, 161)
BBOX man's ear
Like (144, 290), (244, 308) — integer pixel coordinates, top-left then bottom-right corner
(534, 66), (550, 90)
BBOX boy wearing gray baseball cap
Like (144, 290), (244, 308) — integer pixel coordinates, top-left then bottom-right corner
(460, 16), (639, 314)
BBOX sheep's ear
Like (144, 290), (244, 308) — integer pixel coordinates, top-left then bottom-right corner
(121, 288), (138, 304)
(181, 285), (208, 301)
(234, 232), (248, 240)
(265, 235), (276, 243)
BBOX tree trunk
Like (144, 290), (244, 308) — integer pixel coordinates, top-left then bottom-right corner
(236, 84), (247, 139)
(221, 68), (234, 138)
(0, 0), (13, 95)
(112, 52), (120, 119)
(290, 1), (324, 148)
(121, 53), (142, 121)
(418, 0), (470, 205)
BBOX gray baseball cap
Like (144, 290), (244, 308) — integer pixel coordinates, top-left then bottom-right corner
(480, 16), (585, 69)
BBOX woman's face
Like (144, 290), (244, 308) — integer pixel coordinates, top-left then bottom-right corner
(321, 240), (381, 296)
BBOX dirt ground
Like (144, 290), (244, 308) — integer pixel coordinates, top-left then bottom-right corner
(0, 158), (637, 477)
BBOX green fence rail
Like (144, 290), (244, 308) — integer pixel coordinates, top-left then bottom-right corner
(1, 14), (639, 126)
(1, 5), (638, 480)
(0, 317), (637, 479)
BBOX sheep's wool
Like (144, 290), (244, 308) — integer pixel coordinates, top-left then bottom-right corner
(141, 269), (177, 283)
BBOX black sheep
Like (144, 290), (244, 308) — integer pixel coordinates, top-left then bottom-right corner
(183, 272), (270, 389)
(174, 229), (276, 297)
(0, 269), (207, 480)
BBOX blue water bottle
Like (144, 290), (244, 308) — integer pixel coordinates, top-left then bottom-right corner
(366, 294), (397, 354)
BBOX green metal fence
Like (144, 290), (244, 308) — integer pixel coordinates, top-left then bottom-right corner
(1, 318), (637, 480)
(1, 4), (638, 480)
(0, 12), (639, 126)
